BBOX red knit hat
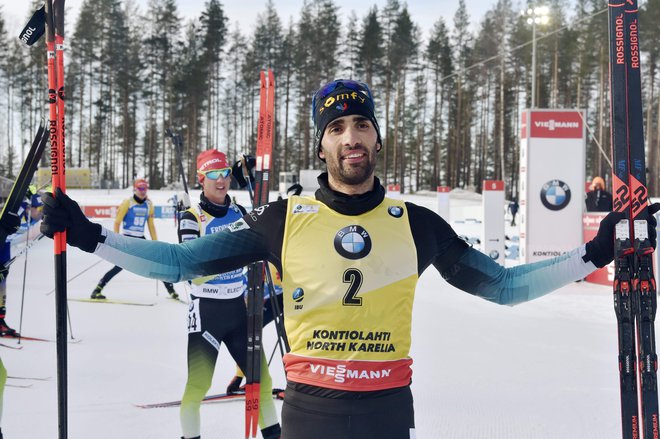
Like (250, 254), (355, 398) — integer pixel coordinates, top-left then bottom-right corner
(197, 150), (228, 172)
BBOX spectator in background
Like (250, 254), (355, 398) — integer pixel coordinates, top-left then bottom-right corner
(508, 198), (519, 226)
(585, 176), (613, 212)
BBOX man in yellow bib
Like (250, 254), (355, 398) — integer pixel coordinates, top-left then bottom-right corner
(41, 80), (658, 439)
(90, 178), (178, 300)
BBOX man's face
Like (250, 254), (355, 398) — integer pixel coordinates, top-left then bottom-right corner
(200, 169), (231, 205)
(319, 115), (379, 187)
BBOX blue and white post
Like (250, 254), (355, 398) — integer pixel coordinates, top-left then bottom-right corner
(482, 180), (505, 264)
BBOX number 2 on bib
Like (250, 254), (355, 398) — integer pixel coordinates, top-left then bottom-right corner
(342, 268), (363, 306)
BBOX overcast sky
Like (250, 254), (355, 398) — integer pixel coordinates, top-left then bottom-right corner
(2, 0), (498, 39)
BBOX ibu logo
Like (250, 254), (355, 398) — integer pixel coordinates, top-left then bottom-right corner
(292, 288), (304, 310)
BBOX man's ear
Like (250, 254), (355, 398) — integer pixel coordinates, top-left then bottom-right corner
(376, 142), (382, 152)
(319, 147), (325, 160)
(198, 174), (204, 185)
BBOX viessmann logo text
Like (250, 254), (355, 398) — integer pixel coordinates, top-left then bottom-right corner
(533, 120), (580, 130)
(530, 111), (583, 139)
(309, 363), (392, 384)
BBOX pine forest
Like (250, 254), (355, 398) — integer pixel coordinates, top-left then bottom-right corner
(2, 0), (660, 198)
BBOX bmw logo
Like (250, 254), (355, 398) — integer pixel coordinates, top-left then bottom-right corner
(333, 225), (372, 260)
(388, 206), (404, 218)
(292, 288), (304, 302)
(540, 180), (571, 211)
(489, 250), (500, 260)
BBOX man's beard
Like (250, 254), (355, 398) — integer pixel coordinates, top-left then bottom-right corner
(326, 144), (378, 186)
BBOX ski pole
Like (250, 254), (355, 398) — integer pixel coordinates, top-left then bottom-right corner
(45, 259), (103, 296)
(241, 154), (255, 204)
(267, 339), (278, 366)
(17, 202), (33, 344)
(264, 267), (288, 356)
(66, 303), (74, 341)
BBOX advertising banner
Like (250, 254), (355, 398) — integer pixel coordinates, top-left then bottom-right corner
(519, 109), (586, 263)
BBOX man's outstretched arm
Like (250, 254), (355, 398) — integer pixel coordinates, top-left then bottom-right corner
(41, 189), (271, 283)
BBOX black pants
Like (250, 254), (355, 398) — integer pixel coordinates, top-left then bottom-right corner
(281, 385), (415, 439)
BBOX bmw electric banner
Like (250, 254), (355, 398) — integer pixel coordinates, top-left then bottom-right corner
(519, 109), (586, 263)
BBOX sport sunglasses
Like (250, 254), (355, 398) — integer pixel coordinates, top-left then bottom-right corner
(198, 167), (232, 180)
(312, 80), (373, 123)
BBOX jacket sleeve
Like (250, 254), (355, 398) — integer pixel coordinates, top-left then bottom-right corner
(92, 202), (286, 283)
(441, 245), (596, 305)
(407, 203), (597, 306)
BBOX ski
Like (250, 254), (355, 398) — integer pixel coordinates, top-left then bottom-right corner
(0, 334), (81, 344)
(613, 221), (639, 439)
(245, 69), (275, 439)
(68, 298), (156, 307)
(625, 1), (660, 436)
(0, 342), (23, 350)
(167, 295), (188, 305)
(609, 1), (659, 438)
(0, 124), (48, 244)
(136, 388), (285, 409)
(609, 3), (639, 436)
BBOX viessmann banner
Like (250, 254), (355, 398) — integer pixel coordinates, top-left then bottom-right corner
(82, 205), (177, 219)
(519, 109), (586, 263)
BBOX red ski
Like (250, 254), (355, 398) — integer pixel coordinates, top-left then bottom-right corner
(245, 69), (275, 439)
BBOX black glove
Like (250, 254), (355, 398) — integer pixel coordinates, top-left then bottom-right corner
(0, 211), (21, 241)
(584, 203), (660, 268)
(40, 188), (103, 253)
(287, 183), (303, 197)
(232, 155), (256, 189)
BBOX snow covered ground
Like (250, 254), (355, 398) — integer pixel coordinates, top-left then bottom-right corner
(1, 188), (623, 438)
